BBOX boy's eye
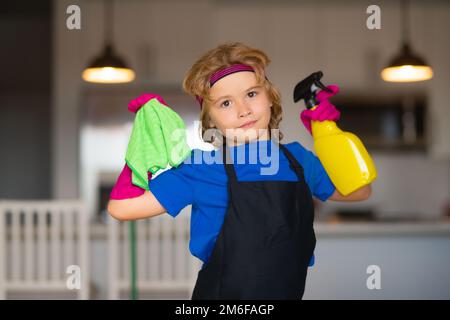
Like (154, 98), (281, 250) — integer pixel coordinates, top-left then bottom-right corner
(248, 91), (258, 98)
(220, 100), (231, 108)
(219, 91), (257, 107)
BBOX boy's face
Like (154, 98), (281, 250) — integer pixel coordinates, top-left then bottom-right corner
(207, 71), (272, 146)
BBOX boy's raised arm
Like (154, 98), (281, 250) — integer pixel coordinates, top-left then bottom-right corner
(328, 184), (372, 202)
(107, 190), (166, 221)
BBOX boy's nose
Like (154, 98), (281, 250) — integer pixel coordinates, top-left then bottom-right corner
(237, 102), (252, 118)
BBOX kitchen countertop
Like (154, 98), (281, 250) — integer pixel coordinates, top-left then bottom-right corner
(88, 219), (450, 239)
(314, 220), (450, 237)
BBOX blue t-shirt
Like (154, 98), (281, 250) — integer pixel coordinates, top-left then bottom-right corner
(148, 139), (335, 268)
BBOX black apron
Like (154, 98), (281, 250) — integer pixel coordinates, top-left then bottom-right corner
(191, 139), (316, 300)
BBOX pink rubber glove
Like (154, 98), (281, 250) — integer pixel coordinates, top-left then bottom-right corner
(112, 93), (167, 199)
(128, 93), (169, 113)
(300, 85), (341, 135)
(109, 163), (152, 200)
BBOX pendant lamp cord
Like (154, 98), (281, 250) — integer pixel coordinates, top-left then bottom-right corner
(104, 0), (113, 46)
(401, 0), (410, 46)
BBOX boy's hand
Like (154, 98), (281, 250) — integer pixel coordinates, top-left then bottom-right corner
(128, 93), (169, 113)
(328, 184), (372, 202)
(109, 163), (152, 200)
(300, 84), (340, 135)
(111, 93), (170, 200)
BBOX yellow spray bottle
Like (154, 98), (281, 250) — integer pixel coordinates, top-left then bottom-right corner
(294, 71), (377, 196)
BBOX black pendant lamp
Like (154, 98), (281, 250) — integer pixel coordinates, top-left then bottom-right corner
(82, 0), (135, 83)
(381, 0), (433, 82)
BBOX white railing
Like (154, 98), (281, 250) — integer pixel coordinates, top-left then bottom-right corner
(0, 200), (89, 300)
(107, 206), (201, 299)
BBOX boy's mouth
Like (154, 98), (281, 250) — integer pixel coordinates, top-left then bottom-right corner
(238, 120), (257, 129)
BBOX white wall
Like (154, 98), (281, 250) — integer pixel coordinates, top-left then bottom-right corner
(53, 0), (450, 218)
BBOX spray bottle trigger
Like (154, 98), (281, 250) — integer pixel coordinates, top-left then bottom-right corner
(314, 79), (332, 93)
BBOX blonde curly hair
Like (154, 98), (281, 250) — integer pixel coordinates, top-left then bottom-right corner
(182, 42), (283, 147)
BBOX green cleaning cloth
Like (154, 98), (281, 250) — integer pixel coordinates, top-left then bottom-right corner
(125, 98), (191, 190)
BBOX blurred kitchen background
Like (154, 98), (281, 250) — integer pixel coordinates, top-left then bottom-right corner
(0, 0), (449, 299)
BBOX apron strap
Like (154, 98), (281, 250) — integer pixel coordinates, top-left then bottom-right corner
(222, 139), (238, 182)
(278, 143), (306, 182)
(221, 139), (306, 183)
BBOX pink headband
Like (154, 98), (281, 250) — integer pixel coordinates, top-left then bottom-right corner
(195, 64), (256, 108)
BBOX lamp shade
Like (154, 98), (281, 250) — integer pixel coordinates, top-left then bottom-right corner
(82, 44), (135, 83)
(381, 43), (433, 82)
